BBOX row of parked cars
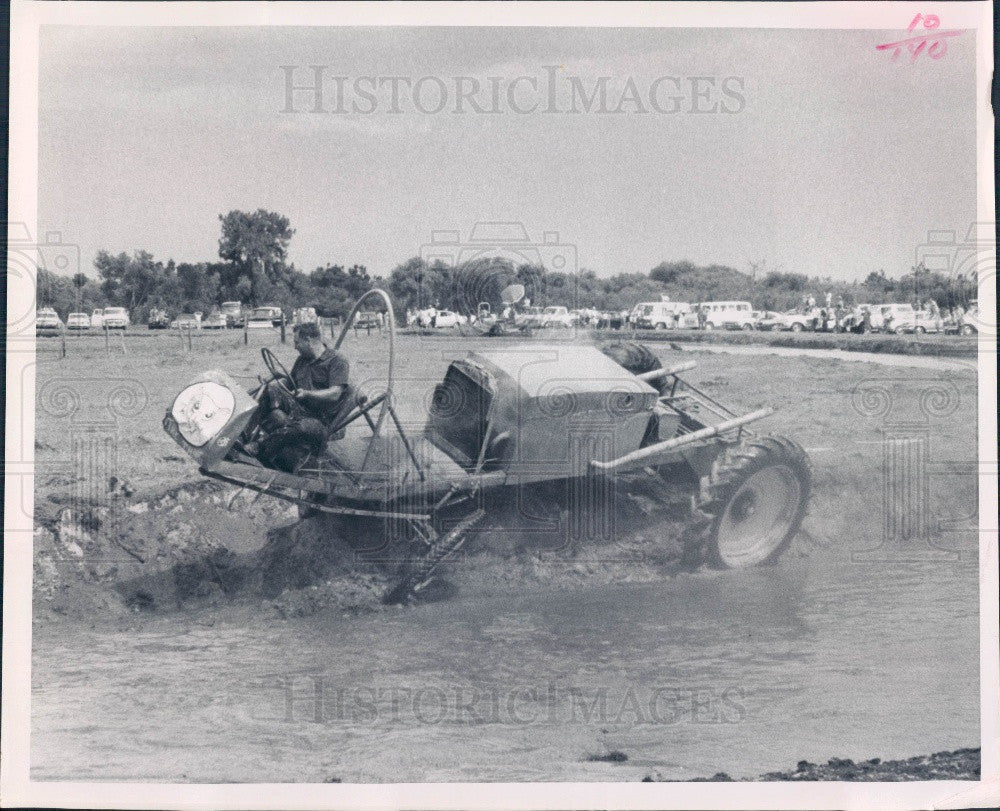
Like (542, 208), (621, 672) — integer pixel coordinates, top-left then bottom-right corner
(36, 306), (132, 332)
(35, 303), (322, 333)
(624, 300), (980, 335)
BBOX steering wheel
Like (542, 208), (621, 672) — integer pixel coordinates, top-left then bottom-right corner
(261, 347), (295, 395)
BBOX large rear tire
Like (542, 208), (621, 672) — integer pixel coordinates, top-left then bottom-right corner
(682, 436), (811, 569)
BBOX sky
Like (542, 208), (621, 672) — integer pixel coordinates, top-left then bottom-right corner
(38, 25), (978, 282)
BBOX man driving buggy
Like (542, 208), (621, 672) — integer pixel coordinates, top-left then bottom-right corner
(249, 322), (355, 471)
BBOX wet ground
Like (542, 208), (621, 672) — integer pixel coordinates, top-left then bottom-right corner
(28, 332), (983, 782)
(32, 549), (978, 782)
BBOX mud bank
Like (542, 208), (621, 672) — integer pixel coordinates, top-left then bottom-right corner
(678, 747), (981, 782)
(600, 328), (980, 357)
(33, 474), (699, 625)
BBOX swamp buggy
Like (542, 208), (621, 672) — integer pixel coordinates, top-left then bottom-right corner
(164, 290), (811, 604)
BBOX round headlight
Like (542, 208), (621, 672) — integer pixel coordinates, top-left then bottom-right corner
(171, 382), (236, 447)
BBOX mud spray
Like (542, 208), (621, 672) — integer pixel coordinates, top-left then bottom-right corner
(33, 472), (705, 624)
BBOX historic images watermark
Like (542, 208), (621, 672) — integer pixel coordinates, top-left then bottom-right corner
(268, 677), (747, 726)
(849, 377), (977, 562)
(280, 67), (747, 116)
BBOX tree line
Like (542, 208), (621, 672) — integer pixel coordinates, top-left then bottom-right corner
(34, 209), (978, 323)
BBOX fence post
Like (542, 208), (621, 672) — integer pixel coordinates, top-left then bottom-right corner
(60, 332), (66, 358)
(186, 325), (193, 351)
(280, 314), (287, 344)
(244, 321), (248, 345)
(104, 325), (110, 354)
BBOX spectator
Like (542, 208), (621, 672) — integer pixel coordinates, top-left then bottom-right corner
(925, 299), (938, 330)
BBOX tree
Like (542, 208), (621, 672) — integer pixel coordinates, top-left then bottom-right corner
(93, 250), (164, 312)
(176, 262), (223, 313)
(308, 263), (374, 318)
(388, 257), (451, 314)
(650, 260), (696, 285)
(218, 209), (295, 304)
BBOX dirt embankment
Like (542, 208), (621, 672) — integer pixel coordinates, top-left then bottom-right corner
(611, 328), (979, 358)
(405, 325), (980, 358)
(33, 474), (696, 625)
(679, 748), (981, 782)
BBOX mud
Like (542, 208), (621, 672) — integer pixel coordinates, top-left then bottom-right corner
(28, 334), (981, 782)
(33, 473), (696, 625)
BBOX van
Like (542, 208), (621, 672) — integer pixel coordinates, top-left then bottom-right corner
(697, 301), (754, 330)
(634, 301), (692, 330)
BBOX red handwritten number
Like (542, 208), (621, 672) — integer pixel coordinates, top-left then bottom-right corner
(879, 13), (954, 62)
(908, 13), (941, 32)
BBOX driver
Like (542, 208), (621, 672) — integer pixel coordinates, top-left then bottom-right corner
(254, 323), (354, 471)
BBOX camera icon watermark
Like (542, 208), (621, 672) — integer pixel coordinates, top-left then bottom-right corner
(6, 222), (81, 340)
(421, 222), (577, 273)
(914, 222), (995, 338)
(416, 222), (580, 333)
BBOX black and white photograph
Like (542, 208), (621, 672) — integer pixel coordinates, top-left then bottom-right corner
(3, 1), (997, 808)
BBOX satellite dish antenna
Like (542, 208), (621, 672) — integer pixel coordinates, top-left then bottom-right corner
(501, 284), (525, 304)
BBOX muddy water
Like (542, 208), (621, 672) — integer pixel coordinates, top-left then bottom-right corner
(32, 548), (978, 783)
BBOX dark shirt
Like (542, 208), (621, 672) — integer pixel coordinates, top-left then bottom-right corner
(290, 347), (349, 421)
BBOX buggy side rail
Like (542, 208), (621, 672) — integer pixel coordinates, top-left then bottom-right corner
(638, 360), (741, 423)
(590, 407), (774, 472)
(636, 360), (697, 382)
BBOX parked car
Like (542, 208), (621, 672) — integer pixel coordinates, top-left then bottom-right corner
(540, 306), (576, 328)
(246, 307), (279, 329)
(944, 305), (979, 335)
(778, 310), (816, 332)
(148, 308), (170, 330)
(432, 310), (465, 329)
(515, 306), (546, 329)
(220, 301), (245, 328)
(354, 311), (383, 330)
(889, 309), (941, 334)
(66, 311), (91, 331)
(36, 307), (63, 333)
(102, 306), (131, 330)
(91, 308), (105, 329)
(753, 310), (787, 331)
(171, 314), (201, 330)
(293, 307), (318, 326)
(254, 305), (284, 327)
(202, 311), (228, 330)
(868, 303), (915, 333)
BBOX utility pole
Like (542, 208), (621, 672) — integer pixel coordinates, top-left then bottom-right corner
(747, 258), (782, 307)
